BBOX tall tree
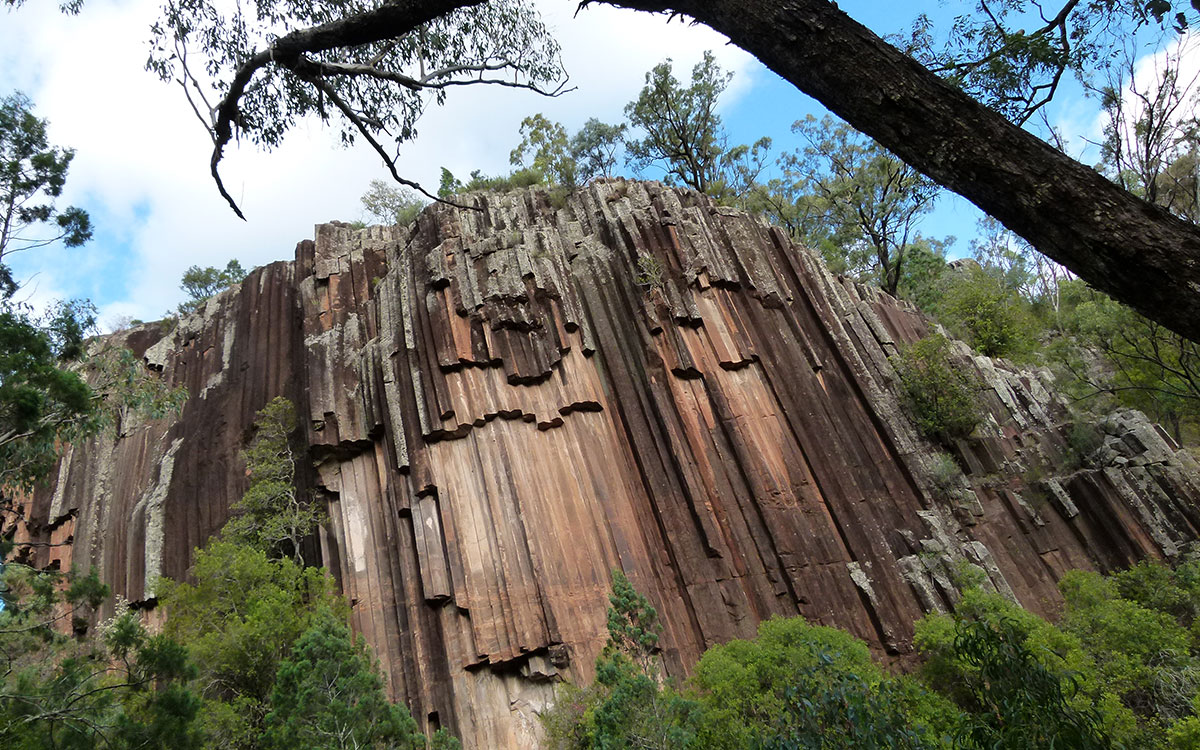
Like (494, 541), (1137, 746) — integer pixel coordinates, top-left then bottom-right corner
(624, 51), (731, 193)
(1097, 32), (1200, 219)
(571, 118), (627, 181)
(261, 613), (430, 750)
(0, 566), (201, 748)
(222, 397), (323, 565)
(0, 95), (96, 492)
(781, 115), (939, 296)
(510, 113), (577, 188)
(509, 115), (628, 188)
(15, 0), (1195, 340)
(0, 92), (91, 287)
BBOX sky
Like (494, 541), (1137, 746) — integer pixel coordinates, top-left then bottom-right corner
(0, 0), (1157, 328)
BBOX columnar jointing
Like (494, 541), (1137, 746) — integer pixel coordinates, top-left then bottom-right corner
(8, 180), (1200, 749)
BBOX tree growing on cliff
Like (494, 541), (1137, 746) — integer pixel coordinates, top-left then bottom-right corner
(116, 0), (1200, 343)
(891, 334), (982, 448)
(504, 114), (627, 191)
(624, 51), (730, 194)
(178, 259), (247, 315)
(779, 115), (940, 297)
(223, 397), (324, 565)
(360, 179), (427, 226)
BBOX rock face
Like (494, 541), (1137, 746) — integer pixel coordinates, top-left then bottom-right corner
(8, 180), (1200, 747)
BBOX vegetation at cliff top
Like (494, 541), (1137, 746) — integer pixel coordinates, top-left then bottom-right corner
(176, 259), (248, 316)
(402, 37), (1200, 446)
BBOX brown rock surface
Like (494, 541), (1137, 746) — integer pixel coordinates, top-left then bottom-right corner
(7, 180), (1200, 747)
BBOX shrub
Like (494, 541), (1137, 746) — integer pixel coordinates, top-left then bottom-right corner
(892, 334), (982, 447)
(690, 617), (954, 749)
(1063, 419), (1106, 471)
(938, 266), (1035, 359)
(928, 451), (963, 498)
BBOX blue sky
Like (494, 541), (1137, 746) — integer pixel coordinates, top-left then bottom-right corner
(0, 0), (1140, 326)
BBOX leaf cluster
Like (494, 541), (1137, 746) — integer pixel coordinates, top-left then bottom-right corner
(177, 259), (247, 316)
(891, 334), (983, 448)
(0, 92), (92, 264)
(360, 179), (427, 226)
(0, 566), (201, 748)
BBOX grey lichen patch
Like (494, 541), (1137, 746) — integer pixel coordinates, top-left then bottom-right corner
(138, 437), (184, 598)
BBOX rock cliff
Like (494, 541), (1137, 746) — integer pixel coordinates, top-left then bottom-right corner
(7, 180), (1200, 748)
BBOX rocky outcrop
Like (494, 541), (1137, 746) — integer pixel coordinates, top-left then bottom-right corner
(7, 180), (1200, 748)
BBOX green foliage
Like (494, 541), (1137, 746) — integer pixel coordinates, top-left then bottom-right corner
(178, 259), (247, 315)
(0, 94), (110, 494)
(0, 566), (201, 748)
(148, 0), (564, 203)
(635, 254), (665, 292)
(1052, 284), (1200, 443)
(509, 115), (628, 190)
(0, 91), (92, 265)
(511, 114), (578, 189)
(915, 587), (1130, 747)
(571, 119), (626, 182)
(154, 397), (445, 748)
(1059, 562), (1200, 738)
(690, 617), (952, 749)
(905, 1), (1198, 125)
(917, 558), (1200, 749)
(438, 167), (465, 198)
(222, 397), (323, 564)
(949, 615), (1111, 749)
(895, 237), (950, 312)
(780, 115), (939, 296)
(624, 51), (731, 194)
(603, 569), (661, 672)
(927, 451), (963, 498)
(544, 570), (700, 750)
(938, 264), (1034, 359)
(891, 334), (982, 447)
(546, 576), (953, 750)
(0, 302), (181, 493)
(445, 166), (547, 195)
(157, 540), (346, 747)
(0, 299), (95, 489)
(262, 612), (425, 750)
(1063, 419), (1106, 471)
(359, 179), (426, 226)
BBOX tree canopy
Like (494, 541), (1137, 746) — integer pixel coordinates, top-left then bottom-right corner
(118, 0), (1200, 342)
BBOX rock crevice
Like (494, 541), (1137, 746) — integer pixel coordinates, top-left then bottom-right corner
(8, 180), (1200, 749)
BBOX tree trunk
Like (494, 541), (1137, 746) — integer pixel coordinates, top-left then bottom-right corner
(601, 0), (1200, 342)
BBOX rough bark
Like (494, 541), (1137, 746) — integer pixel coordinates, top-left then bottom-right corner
(7, 181), (1200, 748)
(602, 0), (1200, 340)
(206, 0), (1200, 340)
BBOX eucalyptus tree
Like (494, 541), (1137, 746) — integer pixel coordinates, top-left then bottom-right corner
(12, 0), (1200, 340)
(624, 51), (731, 193)
(782, 115), (939, 297)
(0, 92), (91, 294)
(145, 0), (568, 217)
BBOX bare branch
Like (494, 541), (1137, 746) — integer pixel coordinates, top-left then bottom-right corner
(297, 72), (474, 210)
(206, 0), (494, 218)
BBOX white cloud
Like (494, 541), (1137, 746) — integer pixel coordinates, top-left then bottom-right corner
(0, 0), (759, 321)
(1060, 30), (1200, 169)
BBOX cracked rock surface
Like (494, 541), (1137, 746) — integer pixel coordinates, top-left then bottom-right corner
(7, 180), (1200, 748)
